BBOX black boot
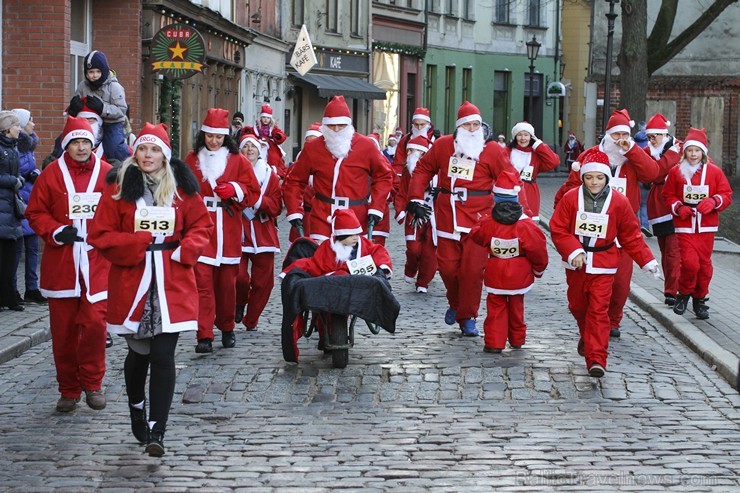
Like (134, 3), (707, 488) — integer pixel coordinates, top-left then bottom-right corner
(235, 304), (246, 324)
(673, 294), (690, 315)
(145, 424), (166, 457)
(664, 293), (676, 307)
(692, 297), (710, 320)
(129, 403), (148, 444)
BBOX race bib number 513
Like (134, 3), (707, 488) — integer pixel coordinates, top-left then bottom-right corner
(135, 206), (176, 236)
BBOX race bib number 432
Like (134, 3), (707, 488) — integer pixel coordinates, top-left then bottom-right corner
(68, 192), (101, 219)
(135, 206), (176, 236)
(683, 184), (709, 205)
(347, 255), (377, 276)
(574, 211), (609, 239)
(447, 157), (476, 180)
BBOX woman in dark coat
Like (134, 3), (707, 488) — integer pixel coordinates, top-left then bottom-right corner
(0, 111), (25, 311)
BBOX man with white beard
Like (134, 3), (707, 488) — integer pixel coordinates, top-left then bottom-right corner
(554, 109), (658, 338)
(405, 102), (516, 337)
(283, 95), (394, 244)
(392, 107), (438, 186)
(185, 108), (261, 353)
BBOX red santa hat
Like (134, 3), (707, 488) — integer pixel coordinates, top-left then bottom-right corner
(134, 122), (172, 162)
(683, 127), (708, 155)
(367, 132), (381, 149)
(332, 209), (363, 237)
(239, 130), (262, 152)
(259, 104), (273, 118)
(201, 108), (230, 135)
(304, 121), (322, 140)
(412, 107), (431, 123)
(394, 127), (403, 135)
(492, 168), (523, 196)
(77, 97), (103, 125)
(497, 134), (506, 140)
(605, 109), (635, 135)
(61, 116), (95, 150)
(455, 101), (482, 128)
(511, 121), (535, 138)
(645, 113), (671, 135)
(322, 96), (352, 126)
(407, 135), (430, 153)
(576, 148), (611, 178)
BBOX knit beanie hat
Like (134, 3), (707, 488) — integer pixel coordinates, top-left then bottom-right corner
(12, 109), (31, 128)
(0, 111), (21, 132)
(84, 51), (110, 88)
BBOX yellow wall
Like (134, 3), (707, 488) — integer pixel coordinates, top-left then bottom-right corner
(561, 0), (592, 145)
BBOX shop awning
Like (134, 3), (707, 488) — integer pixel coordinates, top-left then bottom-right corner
(290, 73), (387, 100)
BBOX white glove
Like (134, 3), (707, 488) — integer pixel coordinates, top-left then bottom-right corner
(642, 260), (661, 280)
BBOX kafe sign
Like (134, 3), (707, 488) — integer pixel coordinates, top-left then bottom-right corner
(151, 23), (207, 80)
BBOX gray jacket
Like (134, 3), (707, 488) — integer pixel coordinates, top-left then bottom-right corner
(75, 72), (127, 124)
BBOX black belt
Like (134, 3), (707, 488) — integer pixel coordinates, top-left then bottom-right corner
(584, 242), (614, 253)
(314, 193), (369, 206)
(523, 179), (536, 183)
(439, 188), (491, 197)
(147, 241), (179, 251)
(205, 200), (229, 207)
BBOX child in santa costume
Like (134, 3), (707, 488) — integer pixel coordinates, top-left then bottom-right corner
(505, 121), (560, 222)
(235, 131), (282, 331)
(643, 113), (682, 306)
(393, 135), (438, 293)
(662, 127), (733, 319)
(26, 116), (112, 412)
(185, 108), (261, 353)
(366, 132), (391, 246)
(550, 148), (659, 378)
(88, 123), (213, 457)
(391, 107), (438, 195)
(254, 104), (288, 178)
(286, 122), (320, 243)
(470, 168), (548, 353)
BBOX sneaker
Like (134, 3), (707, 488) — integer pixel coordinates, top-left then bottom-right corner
(444, 307), (457, 326)
(106, 333), (113, 348)
(56, 396), (79, 413)
(84, 389), (107, 410)
(245, 326), (258, 332)
(588, 364), (605, 378)
(145, 429), (166, 457)
(460, 318), (479, 337)
(195, 338), (213, 353)
(692, 297), (710, 320)
(415, 286), (427, 293)
(577, 338), (585, 357)
(403, 276), (415, 284)
(673, 294), (690, 315)
(610, 328), (620, 338)
(23, 289), (47, 303)
(641, 226), (653, 238)
(664, 294), (676, 307)
(222, 331), (236, 348)
(483, 346), (502, 353)
(510, 344), (523, 349)
(129, 403), (148, 444)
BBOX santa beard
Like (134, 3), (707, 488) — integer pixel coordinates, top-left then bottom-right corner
(406, 150), (422, 174)
(647, 142), (663, 159)
(679, 159), (701, 183)
(198, 147), (230, 184)
(454, 126), (484, 160)
(411, 124), (430, 137)
(600, 136), (628, 167)
(90, 121), (103, 148)
(321, 124), (355, 159)
(386, 144), (397, 156)
(330, 240), (355, 263)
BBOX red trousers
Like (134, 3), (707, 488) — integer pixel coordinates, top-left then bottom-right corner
(483, 293), (525, 349)
(658, 233), (681, 297)
(236, 252), (275, 329)
(566, 269), (613, 368)
(436, 234), (487, 321)
(677, 232), (714, 298)
(195, 262), (238, 340)
(372, 235), (387, 246)
(404, 225), (438, 289)
(608, 248), (633, 329)
(48, 291), (107, 398)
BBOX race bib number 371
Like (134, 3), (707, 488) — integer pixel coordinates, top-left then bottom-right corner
(135, 206), (176, 236)
(447, 157), (476, 180)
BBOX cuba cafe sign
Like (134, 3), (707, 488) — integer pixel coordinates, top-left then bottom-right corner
(151, 23), (207, 80)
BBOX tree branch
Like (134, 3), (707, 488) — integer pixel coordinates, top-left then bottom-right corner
(647, 0), (678, 48)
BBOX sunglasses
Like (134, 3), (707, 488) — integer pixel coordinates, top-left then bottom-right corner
(646, 134), (665, 140)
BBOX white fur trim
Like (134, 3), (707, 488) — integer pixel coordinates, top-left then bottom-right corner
(171, 246), (182, 263)
(322, 116), (352, 126)
(260, 112), (273, 118)
(571, 161), (581, 172)
(492, 185), (519, 196)
(683, 139), (708, 155)
(605, 124), (631, 134)
(412, 113), (431, 123)
(511, 122), (535, 138)
(134, 134), (172, 162)
(286, 212), (303, 222)
(62, 129), (95, 149)
(407, 142), (428, 153)
(334, 227), (362, 236)
(228, 181), (245, 202)
(239, 135), (261, 150)
(455, 114), (482, 127)
(368, 209), (383, 219)
(579, 162), (610, 177)
(77, 110), (102, 125)
(305, 129), (322, 139)
(201, 124), (229, 135)
(52, 225), (68, 246)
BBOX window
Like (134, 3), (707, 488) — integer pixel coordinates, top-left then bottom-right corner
(494, 0), (510, 24)
(350, 0), (361, 36)
(493, 71), (510, 139)
(528, 0), (542, 27)
(327, 0), (339, 33)
(426, 64), (437, 118)
(462, 68), (472, 102)
(444, 65), (455, 134)
(427, 0), (439, 13)
(70, 0), (91, 97)
(292, 0), (304, 27)
(462, 0), (473, 20)
(446, 0), (457, 17)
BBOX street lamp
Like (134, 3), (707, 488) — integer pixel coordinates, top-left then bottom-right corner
(526, 35), (541, 123)
(603, 0), (620, 134)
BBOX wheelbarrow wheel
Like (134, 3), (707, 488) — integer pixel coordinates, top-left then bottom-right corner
(281, 313), (304, 363)
(330, 314), (349, 369)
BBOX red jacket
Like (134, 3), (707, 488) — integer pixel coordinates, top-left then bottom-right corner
(391, 128), (437, 192)
(242, 159), (282, 254)
(282, 237), (393, 278)
(394, 159), (438, 243)
(26, 153), (111, 301)
(644, 142), (681, 226)
(507, 140), (560, 217)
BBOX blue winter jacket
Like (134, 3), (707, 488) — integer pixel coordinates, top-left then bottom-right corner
(0, 133), (23, 240)
(17, 131), (40, 236)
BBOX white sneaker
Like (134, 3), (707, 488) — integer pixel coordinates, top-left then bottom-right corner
(416, 286), (427, 293)
(404, 276), (415, 284)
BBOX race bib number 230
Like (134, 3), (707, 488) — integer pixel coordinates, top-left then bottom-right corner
(68, 192), (101, 219)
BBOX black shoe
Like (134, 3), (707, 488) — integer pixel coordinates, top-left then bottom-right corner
(664, 294), (676, 307)
(23, 289), (47, 303)
(588, 364), (606, 378)
(7, 304), (24, 311)
(577, 338), (585, 357)
(235, 304), (245, 324)
(610, 328), (620, 338)
(15, 291), (24, 305)
(483, 347), (502, 353)
(222, 331), (236, 348)
(692, 297), (710, 320)
(106, 333), (113, 348)
(673, 294), (690, 315)
(195, 338), (213, 353)
(641, 226), (653, 238)
(129, 403), (148, 444)
(145, 428), (165, 457)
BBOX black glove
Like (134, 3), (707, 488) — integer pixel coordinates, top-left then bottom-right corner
(68, 96), (84, 117)
(26, 170), (40, 185)
(428, 187), (441, 200)
(54, 226), (79, 246)
(406, 201), (432, 228)
(433, 129), (441, 139)
(86, 96), (104, 115)
(289, 218), (303, 230)
(14, 177), (24, 191)
(366, 214), (380, 230)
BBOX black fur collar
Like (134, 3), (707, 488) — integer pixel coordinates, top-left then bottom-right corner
(106, 158), (199, 202)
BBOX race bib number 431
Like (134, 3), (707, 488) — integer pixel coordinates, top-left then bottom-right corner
(135, 206), (176, 236)
(68, 192), (101, 219)
(575, 211), (609, 239)
(447, 157), (476, 180)
(347, 255), (377, 276)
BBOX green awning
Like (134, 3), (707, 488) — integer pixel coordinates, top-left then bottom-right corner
(290, 73), (387, 100)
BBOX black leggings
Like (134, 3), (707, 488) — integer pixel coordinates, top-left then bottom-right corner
(124, 332), (180, 427)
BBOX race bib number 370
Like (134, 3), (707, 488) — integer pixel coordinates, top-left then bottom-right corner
(447, 157), (476, 180)
(347, 255), (377, 276)
(575, 211), (609, 239)
(68, 192), (101, 219)
(135, 206), (176, 236)
(490, 237), (520, 259)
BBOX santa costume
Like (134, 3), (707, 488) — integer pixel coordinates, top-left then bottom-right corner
(236, 131), (282, 331)
(506, 121), (560, 221)
(662, 127), (733, 319)
(184, 108), (261, 352)
(25, 116), (112, 410)
(470, 168), (548, 352)
(550, 148), (658, 377)
(392, 107), (437, 192)
(283, 96), (394, 243)
(287, 122), (321, 243)
(366, 132), (391, 246)
(254, 104), (288, 178)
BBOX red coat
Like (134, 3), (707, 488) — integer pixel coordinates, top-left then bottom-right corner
(264, 125), (288, 178)
(26, 153), (111, 302)
(407, 136), (516, 239)
(392, 128), (438, 189)
(507, 140), (560, 217)
(88, 179), (213, 334)
(551, 186), (656, 274)
(470, 213), (548, 295)
(242, 159), (282, 254)
(394, 160), (438, 243)
(282, 237), (393, 278)
(283, 133), (394, 240)
(184, 149), (260, 265)
(663, 161), (733, 234)
(644, 143), (681, 227)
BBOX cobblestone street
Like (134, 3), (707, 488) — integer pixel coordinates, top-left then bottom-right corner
(0, 217), (738, 492)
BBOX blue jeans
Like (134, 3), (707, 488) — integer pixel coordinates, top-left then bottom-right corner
(639, 185), (650, 229)
(102, 121), (132, 162)
(15, 235), (39, 292)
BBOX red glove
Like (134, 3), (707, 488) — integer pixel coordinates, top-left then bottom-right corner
(676, 205), (696, 221)
(696, 197), (717, 215)
(214, 183), (237, 200)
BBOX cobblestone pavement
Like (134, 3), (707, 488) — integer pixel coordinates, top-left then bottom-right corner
(0, 214), (738, 492)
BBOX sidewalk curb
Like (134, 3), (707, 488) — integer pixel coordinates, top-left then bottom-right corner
(0, 324), (50, 366)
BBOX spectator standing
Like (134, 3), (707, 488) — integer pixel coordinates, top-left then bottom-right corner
(0, 111), (24, 311)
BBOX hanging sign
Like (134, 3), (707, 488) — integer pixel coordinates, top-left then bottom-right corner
(290, 24), (318, 76)
(151, 23), (206, 80)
